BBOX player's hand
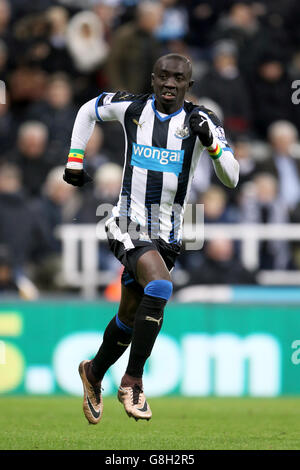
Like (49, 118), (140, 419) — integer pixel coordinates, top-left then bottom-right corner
(189, 113), (213, 147)
(63, 168), (93, 187)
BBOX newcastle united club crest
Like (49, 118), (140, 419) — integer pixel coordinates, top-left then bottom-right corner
(174, 125), (190, 140)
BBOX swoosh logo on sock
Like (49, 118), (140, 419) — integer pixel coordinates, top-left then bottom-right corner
(87, 395), (100, 419)
(137, 401), (148, 412)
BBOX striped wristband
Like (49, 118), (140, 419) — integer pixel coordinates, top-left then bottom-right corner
(207, 142), (222, 160)
(67, 148), (84, 164)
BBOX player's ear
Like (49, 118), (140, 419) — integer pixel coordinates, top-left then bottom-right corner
(151, 73), (155, 86)
(188, 79), (194, 90)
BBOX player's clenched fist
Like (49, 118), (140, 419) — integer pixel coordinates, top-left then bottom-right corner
(63, 168), (93, 187)
(189, 113), (213, 147)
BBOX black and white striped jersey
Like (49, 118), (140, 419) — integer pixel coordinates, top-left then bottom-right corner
(70, 90), (238, 244)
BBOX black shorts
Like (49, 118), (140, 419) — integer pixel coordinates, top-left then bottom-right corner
(105, 216), (181, 295)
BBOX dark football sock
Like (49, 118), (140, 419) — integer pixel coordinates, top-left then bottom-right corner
(91, 315), (132, 382)
(125, 294), (166, 378)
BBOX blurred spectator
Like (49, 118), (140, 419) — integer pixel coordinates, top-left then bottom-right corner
(47, 6), (69, 49)
(211, 1), (274, 80)
(0, 0), (11, 44)
(0, 0), (10, 29)
(250, 52), (294, 137)
(0, 244), (18, 293)
(93, 0), (122, 41)
(200, 184), (240, 224)
(240, 173), (291, 269)
(8, 67), (48, 114)
(289, 51), (300, 131)
(107, 0), (163, 93)
(232, 135), (258, 184)
(8, 0), (53, 20)
(257, 121), (300, 210)
(156, 0), (188, 42)
(94, 162), (122, 202)
(0, 241), (38, 299)
(0, 39), (8, 80)
(75, 162), (123, 275)
(0, 238), (39, 298)
(195, 40), (251, 139)
(289, 190), (300, 270)
(6, 121), (50, 196)
(155, 0), (190, 60)
(57, 0), (95, 8)
(285, 0), (300, 55)
(76, 162), (123, 223)
(187, 237), (257, 285)
(0, 162), (52, 271)
(30, 166), (80, 289)
(12, 11), (51, 68)
(259, 0), (294, 57)
(289, 51), (300, 83)
(186, 0), (229, 50)
(0, 98), (17, 155)
(43, 6), (75, 74)
(66, 10), (109, 73)
(26, 73), (77, 162)
(32, 166), (78, 253)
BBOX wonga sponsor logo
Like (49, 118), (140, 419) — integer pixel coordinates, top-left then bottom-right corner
(131, 143), (184, 175)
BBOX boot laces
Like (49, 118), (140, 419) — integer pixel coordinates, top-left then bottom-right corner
(92, 384), (103, 405)
(132, 384), (143, 405)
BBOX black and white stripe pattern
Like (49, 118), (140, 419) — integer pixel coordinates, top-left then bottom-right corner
(99, 94), (209, 244)
(69, 91), (238, 252)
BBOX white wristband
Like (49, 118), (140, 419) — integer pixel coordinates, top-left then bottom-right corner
(66, 161), (83, 170)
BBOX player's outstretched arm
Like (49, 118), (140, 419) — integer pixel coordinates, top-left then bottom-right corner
(189, 113), (239, 189)
(63, 98), (99, 186)
(210, 148), (239, 189)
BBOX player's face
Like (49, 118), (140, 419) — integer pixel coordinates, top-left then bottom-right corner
(151, 58), (193, 113)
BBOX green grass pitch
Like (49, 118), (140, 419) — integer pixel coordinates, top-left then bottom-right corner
(0, 396), (299, 450)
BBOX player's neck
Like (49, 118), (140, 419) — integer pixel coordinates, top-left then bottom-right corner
(154, 98), (184, 116)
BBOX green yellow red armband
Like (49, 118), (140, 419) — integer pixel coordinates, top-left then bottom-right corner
(67, 148), (84, 164)
(207, 142), (222, 160)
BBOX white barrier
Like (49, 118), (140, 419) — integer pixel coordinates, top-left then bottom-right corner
(56, 223), (300, 298)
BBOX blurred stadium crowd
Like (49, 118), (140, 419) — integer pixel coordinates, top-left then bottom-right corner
(1, 0), (300, 297)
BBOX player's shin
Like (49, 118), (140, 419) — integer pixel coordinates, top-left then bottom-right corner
(124, 280), (173, 381)
(90, 315), (133, 383)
